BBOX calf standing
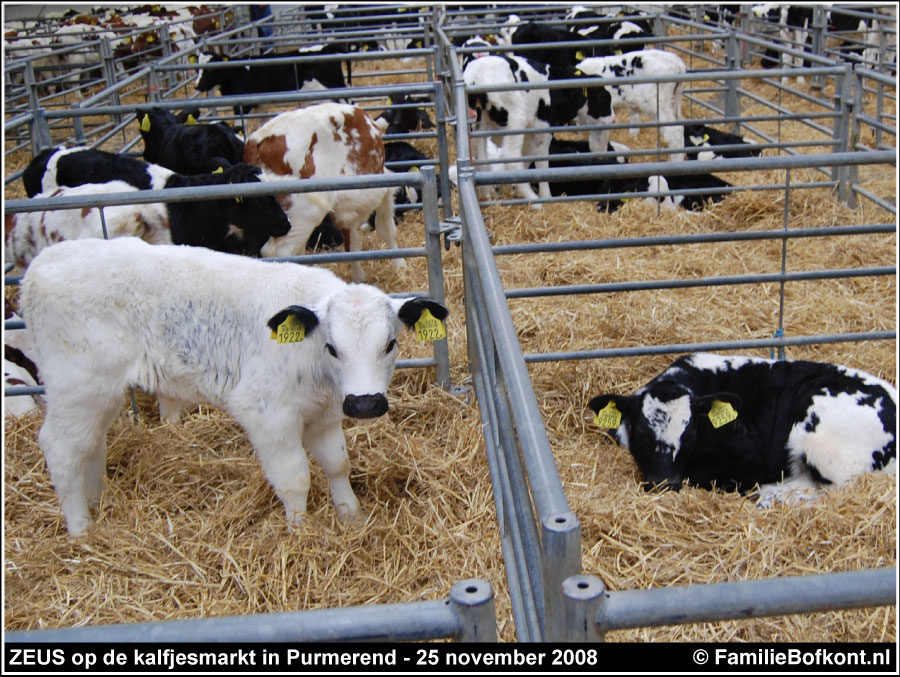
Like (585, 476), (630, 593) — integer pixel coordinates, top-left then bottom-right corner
(195, 51), (347, 115)
(244, 103), (404, 282)
(464, 54), (608, 206)
(576, 50), (686, 161)
(590, 353), (896, 504)
(20, 237), (448, 535)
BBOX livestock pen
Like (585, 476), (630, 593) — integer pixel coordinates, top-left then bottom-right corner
(4, 3), (897, 647)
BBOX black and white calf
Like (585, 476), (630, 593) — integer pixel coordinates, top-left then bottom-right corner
(565, 7), (654, 54)
(683, 124), (761, 161)
(9, 156), (291, 265)
(463, 53), (610, 206)
(136, 106), (245, 175)
(22, 145), (172, 197)
(589, 353), (896, 504)
(536, 136), (628, 198)
(376, 93), (435, 135)
(594, 173), (732, 213)
(4, 309), (41, 419)
(383, 141), (436, 216)
(20, 236), (448, 535)
(575, 49), (687, 160)
(752, 4), (815, 81)
(195, 49), (347, 115)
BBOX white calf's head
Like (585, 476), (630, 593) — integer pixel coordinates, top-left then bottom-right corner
(267, 287), (448, 419)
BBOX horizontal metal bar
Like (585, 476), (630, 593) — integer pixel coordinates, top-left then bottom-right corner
(523, 332), (897, 364)
(600, 568), (897, 633)
(5, 172), (425, 213)
(506, 266), (895, 299)
(465, 65), (848, 95)
(478, 151), (896, 186)
(267, 246), (425, 265)
(5, 598), (461, 644)
(490, 224), (897, 257)
(37, 81), (439, 120)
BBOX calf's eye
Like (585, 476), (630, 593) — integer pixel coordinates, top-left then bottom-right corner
(385, 338), (397, 354)
(325, 343), (338, 358)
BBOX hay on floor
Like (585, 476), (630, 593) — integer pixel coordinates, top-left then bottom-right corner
(4, 50), (896, 644)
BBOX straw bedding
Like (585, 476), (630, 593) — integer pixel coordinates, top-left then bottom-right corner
(3, 53), (896, 643)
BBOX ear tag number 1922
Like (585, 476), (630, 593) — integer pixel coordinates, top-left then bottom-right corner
(415, 308), (446, 342)
(708, 399), (738, 428)
(271, 315), (306, 344)
(594, 401), (622, 429)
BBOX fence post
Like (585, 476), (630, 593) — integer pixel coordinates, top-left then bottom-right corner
(725, 30), (741, 132)
(23, 59), (41, 117)
(561, 575), (606, 642)
(420, 166), (451, 389)
(833, 64), (853, 204)
(810, 6), (827, 93)
(542, 512), (582, 641)
(449, 579), (497, 642)
(147, 65), (162, 103)
(71, 101), (86, 144)
(30, 108), (52, 153)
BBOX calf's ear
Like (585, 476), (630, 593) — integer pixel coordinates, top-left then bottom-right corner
(395, 297), (449, 329)
(588, 394), (634, 428)
(693, 392), (742, 411)
(693, 392), (743, 429)
(267, 305), (319, 336)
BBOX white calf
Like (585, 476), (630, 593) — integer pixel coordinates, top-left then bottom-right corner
(20, 237), (448, 535)
(5, 182), (170, 269)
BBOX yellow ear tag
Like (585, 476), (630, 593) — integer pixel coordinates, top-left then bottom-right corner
(594, 401), (622, 429)
(410, 166), (420, 172)
(212, 166), (224, 173)
(415, 308), (446, 342)
(615, 49), (623, 56)
(708, 400), (738, 428)
(575, 50), (585, 62)
(702, 133), (710, 143)
(189, 54), (198, 64)
(147, 34), (155, 42)
(186, 114), (198, 125)
(271, 315), (306, 344)
(573, 69), (588, 97)
(140, 114), (151, 132)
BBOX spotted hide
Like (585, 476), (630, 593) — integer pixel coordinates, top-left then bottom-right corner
(575, 49), (686, 161)
(590, 353), (896, 505)
(244, 103), (404, 282)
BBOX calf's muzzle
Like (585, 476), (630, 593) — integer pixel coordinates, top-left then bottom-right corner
(343, 393), (389, 419)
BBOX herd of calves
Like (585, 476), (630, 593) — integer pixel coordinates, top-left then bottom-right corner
(4, 15), (896, 535)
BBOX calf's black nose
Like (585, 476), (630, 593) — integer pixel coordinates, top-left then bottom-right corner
(343, 394), (389, 419)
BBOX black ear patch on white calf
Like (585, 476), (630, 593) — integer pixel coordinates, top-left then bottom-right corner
(397, 297), (449, 329)
(267, 305), (319, 335)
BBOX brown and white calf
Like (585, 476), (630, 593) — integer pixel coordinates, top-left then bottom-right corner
(244, 103), (405, 282)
